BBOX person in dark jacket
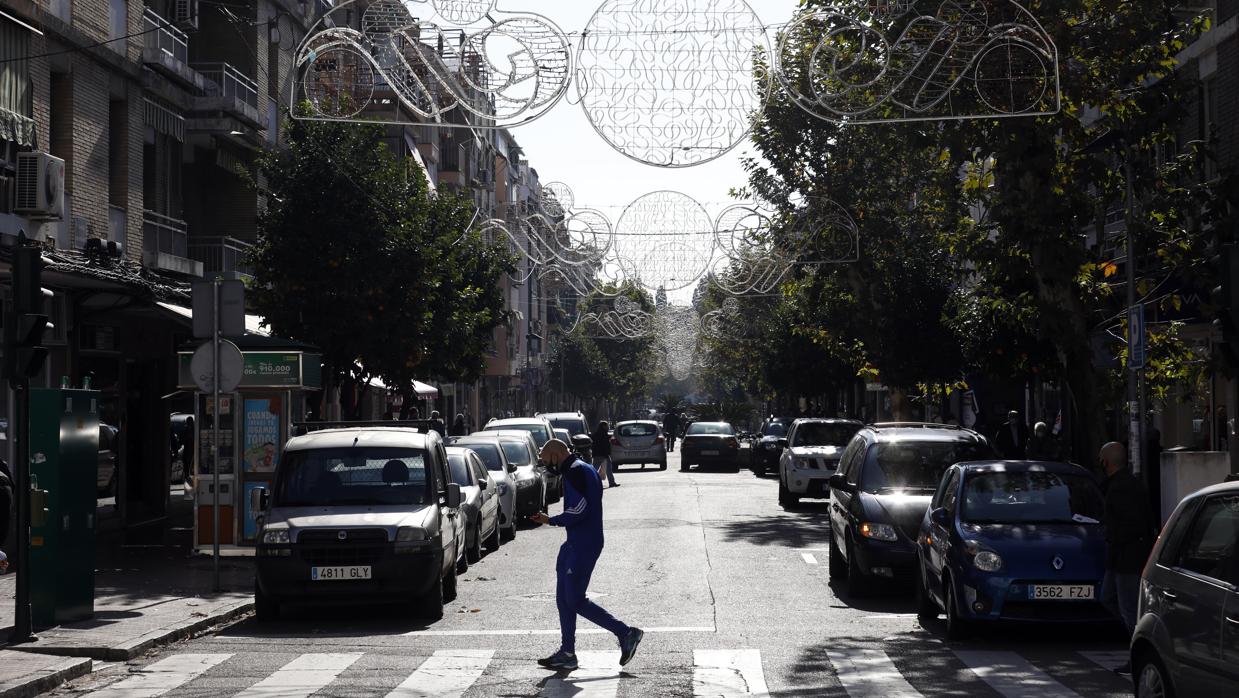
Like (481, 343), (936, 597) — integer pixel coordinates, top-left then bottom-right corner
(591, 421), (617, 488)
(662, 412), (680, 452)
(450, 413), (469, 437)
(993, 410), (1029, 459)
(428, 410), (446, 438)
(530, 440), (642, 671)
(1025, 422), (1061, 461)
(1098, 441), (1155, 675)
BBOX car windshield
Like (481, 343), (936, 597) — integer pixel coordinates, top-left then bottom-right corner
(461, 443), (503, 472)
(762, 423), (788, 437)
(549, 417), (587, 435)
(860, 441), (992, 494)
(447, 454), (472, 488)
(687, 423), (734, 435)
(487, 424), (550, 447)
(501, 441), (532, 466)
(274, 447), (429, 507)
(962, 471), (1104, 524)
(618, 423), (657, 437)
(793, 423), (859, 447)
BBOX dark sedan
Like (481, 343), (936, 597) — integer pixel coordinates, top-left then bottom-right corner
(751, 418), (791, 476)
(680, 422), (742, 473)
(915, 461), (1110, 639)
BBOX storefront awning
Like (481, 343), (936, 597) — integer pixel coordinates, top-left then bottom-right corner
(365, 375), (440, 398)
(157, 302), (271, 337)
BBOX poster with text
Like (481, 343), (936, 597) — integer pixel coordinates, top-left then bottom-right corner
(243, 398), (282, 474)
(242, 481), (263, 541)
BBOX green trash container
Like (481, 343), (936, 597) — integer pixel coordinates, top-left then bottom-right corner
(29, 388), (101, 627)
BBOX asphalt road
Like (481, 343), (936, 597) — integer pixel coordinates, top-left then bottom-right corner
(54, 450), (1133, 697)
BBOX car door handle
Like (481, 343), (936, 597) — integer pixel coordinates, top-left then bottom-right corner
(1160, 589), (1178, 601)
(1226, 615), (1239, 626)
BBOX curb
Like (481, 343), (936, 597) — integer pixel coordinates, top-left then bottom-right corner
(6, 599), (253, 662)
(0, 655), (92, 698)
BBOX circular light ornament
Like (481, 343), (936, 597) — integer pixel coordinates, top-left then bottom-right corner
(614, 191), (715, 293)
(430, 0), (496, 24)
(576, 0), (770, 168)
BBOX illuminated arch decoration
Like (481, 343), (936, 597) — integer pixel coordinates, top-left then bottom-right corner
(773, 0), (1059, 124)
(295, 0), (572, 128)
(576, 0), (771, 168)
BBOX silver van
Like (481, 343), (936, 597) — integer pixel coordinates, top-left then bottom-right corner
(251, 426), (463, 621)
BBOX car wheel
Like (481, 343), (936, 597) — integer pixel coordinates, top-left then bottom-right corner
(456, 538), (469, 575)
(681, 462), (692, 472)
(485, 518), (502, 552)
(254, 581), (280, 622)
(828, 532), (845, 581)
(443, 561), (458, 604)
(846, 538), (869, 598)
(754, 463), (765, 477)
(502, 521), (516, 542)
(944, 575), (971, 641)
(778, 479), (799, 508)
(416, 572), (446, 619)
(915, 562), (937, 623)
(1135, 648), (1174, 698)
(466, 521), (482, 563)
(659, 460), (667, 471)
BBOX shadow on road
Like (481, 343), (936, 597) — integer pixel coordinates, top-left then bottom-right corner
(710, 509), (830, 549)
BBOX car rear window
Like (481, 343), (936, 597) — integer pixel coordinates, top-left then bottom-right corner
(1174, 494), (1239, 584)
(486, 424), (551, 447)
(762, 423), (788, 437)
(687, 423), (733, 435)
(501, 440), (532, 466)
(447, 454), (472, 488)
(549, 418), (588, 435)
(275, 447), (429, 507)
(792, 422), (860, 448)
(860, 441), (992, 494)
(461, 443), (503, 471)
(618, 423), (658, 437)
(961, 471), (1103, 524)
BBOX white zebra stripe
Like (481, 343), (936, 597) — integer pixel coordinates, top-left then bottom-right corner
(385, 650), (492, 698)
(693, 649), (769, 697)
(235, 653), (362, 698)
(955, 650), (1083, 698)
(828, 648), (923, 697)
(85, 654), (232, 698)
(541, 651), (621, 698)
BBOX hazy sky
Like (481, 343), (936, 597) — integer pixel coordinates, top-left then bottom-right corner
(504, 0), (803, 216)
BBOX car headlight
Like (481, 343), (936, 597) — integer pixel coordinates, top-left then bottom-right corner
(859, 522), (899, 542)
(261, 528), (290, 545)
(973, 551), (1003, 572)
(763, 442), (777, 450)
(516, 478), (536, 489)
(396, 526), (429, 542)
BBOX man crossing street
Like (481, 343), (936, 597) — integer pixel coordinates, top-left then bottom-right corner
(531, 439), (643, 671)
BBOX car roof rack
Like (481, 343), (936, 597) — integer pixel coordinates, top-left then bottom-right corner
(293, 420), (438, 435)
(871, 422), (967, 431)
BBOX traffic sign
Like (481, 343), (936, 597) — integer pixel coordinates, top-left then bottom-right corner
(192, 279), (245, 339)
(190, 340), (244, 393)
(1129, 303), (1146, 370)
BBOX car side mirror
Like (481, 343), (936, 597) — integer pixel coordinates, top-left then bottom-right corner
(478, 479), (488, 490)
(446, 483), (462, 508)
(249, 486), (269, 513)
(777, 438), (788, 448)
(507, 463), (517, 474)
(828, 473), (854, 492)
(930, 507), (950, 527)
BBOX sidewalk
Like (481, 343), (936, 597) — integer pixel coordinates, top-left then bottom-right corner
(0, 547), (254, 697)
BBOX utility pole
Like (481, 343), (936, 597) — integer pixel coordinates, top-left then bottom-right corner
(1123, 145), (1145, 476)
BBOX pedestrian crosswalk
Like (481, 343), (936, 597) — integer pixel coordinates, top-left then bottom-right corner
(82, 645), (1132, 697)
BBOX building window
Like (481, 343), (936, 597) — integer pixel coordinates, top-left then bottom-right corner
(0, 16), (34, 163)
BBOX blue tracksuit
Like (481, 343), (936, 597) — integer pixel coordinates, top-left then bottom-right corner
(547, 455), (629, 653)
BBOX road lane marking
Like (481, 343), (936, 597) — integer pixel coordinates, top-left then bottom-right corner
(827, 648), (922, 698)
(404, 625), (714, 637)
(386, 650), (492, 698)
(235, 652), (362, 698)
(86, 654), (232, 697)
(693, 649), (769, 697)
(955, 651), (1083, 698)
(541, 651), (621, 698)
(1078, 650), (1128, 671)
(801, 553), (819, 565)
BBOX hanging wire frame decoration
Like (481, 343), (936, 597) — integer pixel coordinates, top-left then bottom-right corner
(295, 0), (573, 128)
(773, 0), (1060, 124)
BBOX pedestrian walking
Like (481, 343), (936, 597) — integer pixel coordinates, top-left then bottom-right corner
(428, 410), (446, 438)
(1097, 441), (1155, 677)
(530, 439), (643, 672)
(993, 410), (1029, 460)
(591, 421), (618, 488)
(662, 411), (680, 452)
(1025, 422), (1061, 461)
(450, 413), (469, 437)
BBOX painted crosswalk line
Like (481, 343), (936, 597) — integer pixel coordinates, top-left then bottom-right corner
(955, 650), (1083, 698)
(86, 654), (233, 698)
(385, 649), (493, 698)
(828, 648), (923, 698)
(541, 651), (622, 698)
(693, 649), (770, 697)
(1079, 650), (1129, 672)
(235, 652), (362, 698)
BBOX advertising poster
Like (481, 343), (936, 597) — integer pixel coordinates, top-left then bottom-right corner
(244, 398), (282, 474)
(242, 481), (264, 541)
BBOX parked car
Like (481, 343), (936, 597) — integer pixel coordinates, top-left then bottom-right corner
(915, 461), (1110, 639)
(681, 421), (742, 472)
(98, 424), (119, 497)
(610, 420), (667, 470)
(490, 430), (551, 514)
(752, 417), (792, 476)
(449, 435), (519, 542)
(446, 446), (502, 563)
(483, 416), (555, 449)
(251, 426), (464, 621)
(777, 418), (864, 505)
(1131, 480), (1239, 698)
(540, 412), (593, 461)
(828, 424), (995, 596)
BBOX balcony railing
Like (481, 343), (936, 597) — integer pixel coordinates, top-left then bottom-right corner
(188, 236), (254, 277)
(143, 210), (189, 259)
(144, 8), (188, 64)
(194, 63), (258, 109)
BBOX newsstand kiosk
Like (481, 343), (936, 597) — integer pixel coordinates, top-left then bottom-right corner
(178, 341), (320, 552)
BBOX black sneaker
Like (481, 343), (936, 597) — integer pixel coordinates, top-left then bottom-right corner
(1114, 662), (1132, 678)
(537, 651), (578, 671)
(619, 627), (644, 666)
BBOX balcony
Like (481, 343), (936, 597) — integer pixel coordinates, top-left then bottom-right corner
(189, 236), (254, 279)
(142, 9), (205, 90)
(192, 62), (263, 128)
(142, 210), (203, 276)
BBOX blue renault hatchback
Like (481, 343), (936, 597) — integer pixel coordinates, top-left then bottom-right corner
(914, 461), (1111, 639)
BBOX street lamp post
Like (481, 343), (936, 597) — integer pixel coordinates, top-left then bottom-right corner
(1123, 145), (1145, 476)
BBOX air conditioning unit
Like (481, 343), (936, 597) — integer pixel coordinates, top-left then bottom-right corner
(14, 152), (66, 220)
(175, 0), (199, 29)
